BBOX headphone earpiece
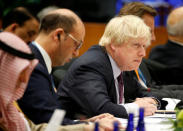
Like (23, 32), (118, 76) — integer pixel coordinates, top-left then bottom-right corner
(57, 34), (61, 41)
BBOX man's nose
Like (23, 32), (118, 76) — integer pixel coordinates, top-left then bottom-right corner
(151, 32), (156, 42)
(138, 48), (146, 57)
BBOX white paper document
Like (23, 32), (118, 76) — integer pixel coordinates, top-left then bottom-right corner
(117, 113), (174, 131)
(162, 98), (181, 110)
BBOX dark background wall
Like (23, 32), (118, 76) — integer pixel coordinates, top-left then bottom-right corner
(0, 0), (182, 57)
(0, 0), (183, 25)
(0, 0), (116, 23)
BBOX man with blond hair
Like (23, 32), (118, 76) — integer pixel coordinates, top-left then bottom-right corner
(57, 15), (158, 119)
(118, 3), (183, 108)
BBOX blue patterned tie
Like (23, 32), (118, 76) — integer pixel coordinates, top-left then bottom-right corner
(138, 69), (146, 85)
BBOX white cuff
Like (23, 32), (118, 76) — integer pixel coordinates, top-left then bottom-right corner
(122, 103), (139, 117)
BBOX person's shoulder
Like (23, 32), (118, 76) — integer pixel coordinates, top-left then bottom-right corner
(28, 42), (37, 51)
(30, 62), (50, 81)
(87, 45), (105, 54)
(80, 45), (108, 62)
(33, 62), (46, 71)
(149, 44), (166, 58)
(27, 64), (50, 90)
(153, 44), (166, 51)
(66, 45), (111, 75)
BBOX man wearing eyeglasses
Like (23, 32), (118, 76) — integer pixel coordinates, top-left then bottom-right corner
(18, 8), (86, 124)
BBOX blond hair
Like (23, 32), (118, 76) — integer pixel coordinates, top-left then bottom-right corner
(99, 15), (151, 46)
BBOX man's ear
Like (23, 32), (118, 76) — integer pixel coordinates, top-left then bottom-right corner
(8, 23), (18, 32)
(110, 44), (116, 52)
(53, 28), (64, 41)
(57, 33), (61, 41)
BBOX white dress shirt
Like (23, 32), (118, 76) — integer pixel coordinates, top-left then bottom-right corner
(32, 41), (52, 74)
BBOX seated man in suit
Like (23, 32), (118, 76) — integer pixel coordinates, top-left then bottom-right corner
(149, 6), (183, 85)
(119, 2), (183, 108)
(0, 32), (121, 131)
(57, 15), (158, 119)
(17, 8), (120, 128)
(18, 8), (86, 124)
(2, 6), (39, 44)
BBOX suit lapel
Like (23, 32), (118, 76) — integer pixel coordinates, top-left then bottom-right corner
(29, 43), (54, 92)
(29, 43), (48, 72)
(99, 46), (117, 103)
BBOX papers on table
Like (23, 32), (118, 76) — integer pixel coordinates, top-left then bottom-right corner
(118, 113), (175, 125)
(162, 98), (181, 110)
(117, 112), (175, 131)
(146, 110), (176, 119)
(118, 98), (180, 131)
(146, 113), (176, 119)
(118, 118), (173, 130)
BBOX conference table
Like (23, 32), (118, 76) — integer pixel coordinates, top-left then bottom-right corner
(118, 98), (180, 131)
(118, 113), (176, 131)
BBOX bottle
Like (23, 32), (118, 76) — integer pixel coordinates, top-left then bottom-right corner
(136, 108), (145, 131)
(113, 121), (119, 131)
(94, 122), (99, 131)
(126, 113), (134, 131)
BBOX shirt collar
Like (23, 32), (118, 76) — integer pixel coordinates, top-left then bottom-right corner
(108, 54), (121, 79)
(32, 41), (52, 74)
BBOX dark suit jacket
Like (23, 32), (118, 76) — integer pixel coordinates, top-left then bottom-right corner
(18, 43), (76, 125)
(149, 40), (183, 68)
(137, 59), (183, 109)
(57, 45), (154, 119)
(140, 59), (169, 85)
(149, 40), (183, 84)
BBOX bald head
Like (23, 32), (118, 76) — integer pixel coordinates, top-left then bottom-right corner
(49, 8), (81, 21)
(36, 8), (85, 66)
(39, 8), (84, 34)
(167, 7), (183, 37)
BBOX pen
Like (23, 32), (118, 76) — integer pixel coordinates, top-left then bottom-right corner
(155, 110), (175, 114)
(153, 103), (158, 107)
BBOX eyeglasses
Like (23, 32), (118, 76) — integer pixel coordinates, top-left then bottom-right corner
(68, 33), (83, 50)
